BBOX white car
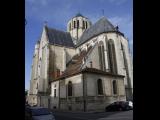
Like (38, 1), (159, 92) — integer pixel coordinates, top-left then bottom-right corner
(127, 101), (133, 109)
(25, 107), (55, 120)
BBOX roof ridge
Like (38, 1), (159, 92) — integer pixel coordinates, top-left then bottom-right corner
(46, 26), (69, 33)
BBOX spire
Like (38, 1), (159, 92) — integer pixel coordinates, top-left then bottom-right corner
(102, 9), (104, 17)
(44, 21), (48, 26)
(75, 12), (84, 17)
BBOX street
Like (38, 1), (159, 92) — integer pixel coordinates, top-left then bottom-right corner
(53, 110), (133, 120)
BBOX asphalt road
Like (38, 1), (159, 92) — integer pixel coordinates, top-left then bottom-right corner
(53, 110), (133, 120)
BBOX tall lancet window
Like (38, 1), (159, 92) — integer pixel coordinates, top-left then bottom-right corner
(83, 21), (85, 28)
(85, 21), (88, 29)
(77, 20), (79, 28)
(68, 81), (72, 96)
(98, 41), (106, 71)
(74, 21), (76, 28)
(97, 79), (103, 95)
(108, 39), (117, 74)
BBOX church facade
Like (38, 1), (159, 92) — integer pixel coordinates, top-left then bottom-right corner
(28, 13), (133, 112)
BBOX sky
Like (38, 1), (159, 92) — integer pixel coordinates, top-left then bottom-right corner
(25, 0), (133, 90)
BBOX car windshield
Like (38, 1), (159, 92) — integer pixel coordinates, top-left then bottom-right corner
(31, 108), (51, 116)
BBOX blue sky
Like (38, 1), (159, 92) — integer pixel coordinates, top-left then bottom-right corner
(25, 0), (133, 90)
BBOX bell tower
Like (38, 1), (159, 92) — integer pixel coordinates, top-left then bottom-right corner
(67, 13), (92, 45)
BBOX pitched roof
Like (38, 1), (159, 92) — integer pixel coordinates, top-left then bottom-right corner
(45, 26), (75, 48)
(76, 17), (116, 46)
(50, 44), (124, 82)
(61, 49), (89, 78)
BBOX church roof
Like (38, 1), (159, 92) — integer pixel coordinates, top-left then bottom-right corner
(75, 13), (84, 17)
(50, 45), (124, 82)
(76, 17), (117, 47)
(45, 26), (75, 48)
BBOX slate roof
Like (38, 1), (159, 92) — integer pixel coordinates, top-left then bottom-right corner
(50, 44), (124, 82)
(45, 26), (75, 48)
(76, 17), (117, 47)
(75, 13), (84, 17)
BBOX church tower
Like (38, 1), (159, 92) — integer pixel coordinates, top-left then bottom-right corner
(67, 13), (92, 45)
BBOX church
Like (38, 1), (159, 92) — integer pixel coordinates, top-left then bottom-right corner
(28, 13), (133, 112)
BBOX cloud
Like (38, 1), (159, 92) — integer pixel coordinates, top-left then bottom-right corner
(108, 15), (133, 56)
(99, 0), (128, 5)
(108, 0), (128, 5)
(108, 15), (133, 38)
(26, 0), (51, 6)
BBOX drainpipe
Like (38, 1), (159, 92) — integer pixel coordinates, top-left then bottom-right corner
(58, 80), (60, 109)
(82, 73), (86, 112)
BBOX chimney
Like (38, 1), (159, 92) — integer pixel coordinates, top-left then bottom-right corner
(56, 69), (60, 78)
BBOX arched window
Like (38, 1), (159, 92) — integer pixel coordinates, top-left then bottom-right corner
(108, 39), (117, 74)
(85, 21), (88, 28)
(97, 79), (103, 95)
(74, 21), (76, 28)
(68, 81), (72, 96)
(112, 80), (117, 95)
(83, 21), (85, 28)
(77, 20), (79, 28)
(98, 41), (106, 71)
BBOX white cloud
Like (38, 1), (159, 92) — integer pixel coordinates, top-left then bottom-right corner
(26, 0), (51, 6)
(99, 0), (128, 5)
(108, 15), (133, 55)
(108, 0), (128, 5)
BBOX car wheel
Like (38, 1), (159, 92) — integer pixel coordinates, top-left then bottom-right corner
(119, 107), (122, 111)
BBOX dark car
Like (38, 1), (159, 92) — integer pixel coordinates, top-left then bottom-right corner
(25, 107), (55, 120)
(105, 101), (132, 112)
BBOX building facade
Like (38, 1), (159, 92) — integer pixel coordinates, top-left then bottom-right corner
(28, 13), (133, 111)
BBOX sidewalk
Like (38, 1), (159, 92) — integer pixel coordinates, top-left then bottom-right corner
(51, 109), (105, 114)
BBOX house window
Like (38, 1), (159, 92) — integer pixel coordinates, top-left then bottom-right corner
(90, 61), (93, 68)
(54, 89), (56, 97)
(97, 79), (103, 95)
(68, 81), (72, 96)
(113, 80), (117, 95)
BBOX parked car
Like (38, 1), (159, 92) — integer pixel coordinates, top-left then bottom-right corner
(25, 107), (55, 120)
(126, 101), (133, 109)
(105, 101), (132, 112)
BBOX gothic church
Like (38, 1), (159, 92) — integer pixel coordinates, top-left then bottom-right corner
(28, 13), (133, 112)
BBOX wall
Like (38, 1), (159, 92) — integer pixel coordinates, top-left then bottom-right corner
(77, 32), (133, 100)
(50, 81), (59, 109)
(84, 73), (126, 111)
(37, 27), (49, 92)
(59, 74), (83, 111)
(49, 45), (76, 75)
